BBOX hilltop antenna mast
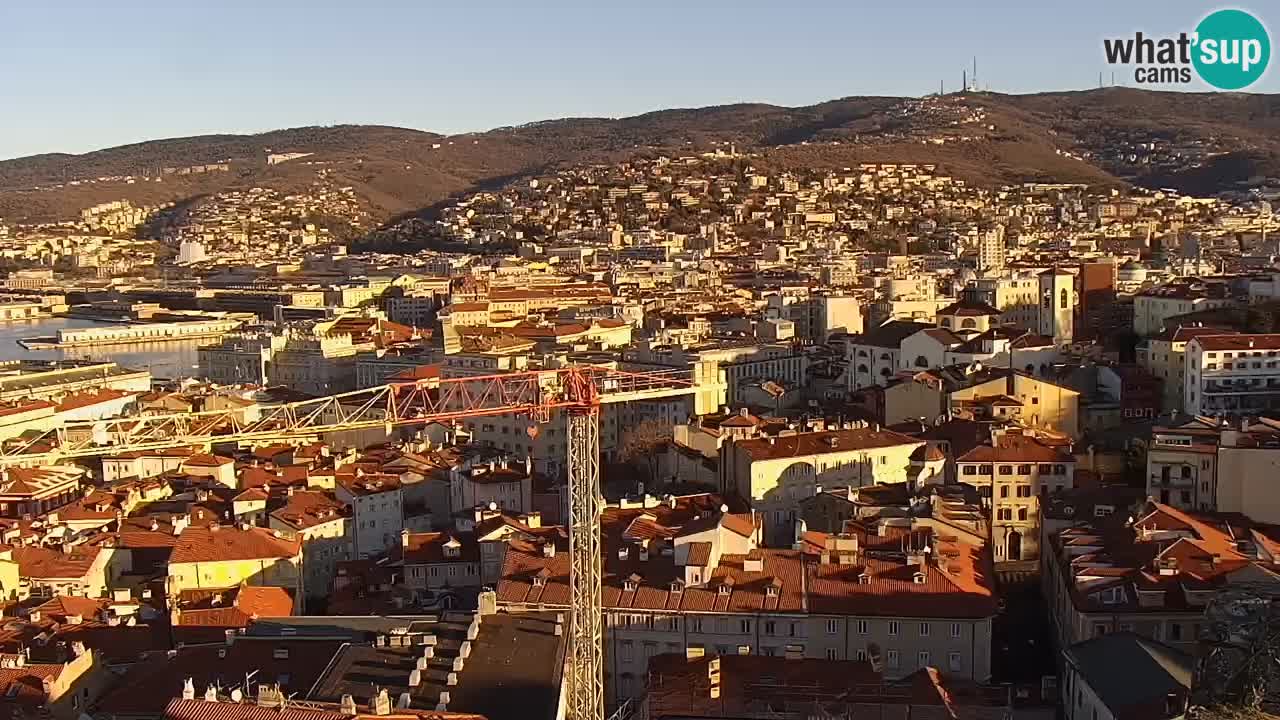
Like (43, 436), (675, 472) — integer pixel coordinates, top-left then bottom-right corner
(973, 56), (978, 91)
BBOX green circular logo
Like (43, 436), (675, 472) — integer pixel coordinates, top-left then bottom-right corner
(1192, 9), (1270, 90)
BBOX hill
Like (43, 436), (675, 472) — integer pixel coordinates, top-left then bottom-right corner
(1, 88), (1278, 227)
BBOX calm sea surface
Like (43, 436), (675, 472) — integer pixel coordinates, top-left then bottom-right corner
(0, 317), (202, 380)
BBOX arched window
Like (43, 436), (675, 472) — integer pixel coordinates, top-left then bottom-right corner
(1025, 364), (1035, 374)
(857, 349), (868, 358)
(857, 364), (869, 374)
(880, 367), (892, 377)
(1060, 288), (1068, 309)
(1181, 466), (1192, 479)
(941, 317), (952, 328)
(961, 318), (977, 329)
(880, 353), (891, 361)
(915, 355), (929, 368)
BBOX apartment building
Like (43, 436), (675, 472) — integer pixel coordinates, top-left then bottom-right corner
(1145, 419), (1221, 511)
(1133, 280), (1235, 337)
(450, 456), (535, 515)
(497, 495), (997, 703)
(267, 490), (352, 605)
(719, 425), (923, 544)
(400, 530), (482, 592)
(335, 471), (404, 559)
(956, 430), (1075, 562)
(1139, 324), (1237, 414)
(1041, 500), (1279, 656)
(847, 321), (934, 389)
(1184, 333), (1280, 418)
(166, 524), (303, 605)
(975, 274), (1041, 331)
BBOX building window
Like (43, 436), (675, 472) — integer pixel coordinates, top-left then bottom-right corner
(888, 621), (899, 636)
(826, 619), (839, 635)
(826, 648), (839, 660)
(951, 623), (962, 638)
(999, 465), (1013, 475)
(919, 622), (930, 637)
(886, 649), (900, 669)
(917, 651), (930, 668)
(857, 620), (868, 635)
(948, 652), (962, 672)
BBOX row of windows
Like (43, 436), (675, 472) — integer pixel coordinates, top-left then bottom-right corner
(613, 615), (963, 639)
(962, 464), (1067, 476)
(615, 642), (964, 673)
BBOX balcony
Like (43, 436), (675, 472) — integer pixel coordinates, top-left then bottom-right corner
(1149, 474), (1195, 488)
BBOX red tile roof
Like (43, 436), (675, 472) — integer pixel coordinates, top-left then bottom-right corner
(1189, 333), (1280, 351)
(957, 433), (1073, 464)
(169, 525), (300, 564)
(498, 500), (996, 619)
(734, 427), (921, 461)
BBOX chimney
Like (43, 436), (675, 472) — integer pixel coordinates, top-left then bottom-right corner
(436, 691), (451, 712)
(204, 685), (218, 702)
(477, 589), (497, 616)
(340, 695), (357, 716)
(182, 678), (196, 701)
(408, 669), (422, 687)
(372, 688), (391, 716)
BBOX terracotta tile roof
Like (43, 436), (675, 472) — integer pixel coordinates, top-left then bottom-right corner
(0, 663), (61, 705)
(402, 531), (481, 564)
(269, 490), (349, 531)
(1189, 333), (1280, 351)
(169, 525), (300, 564)
(53, 388), (135, 412)
(734, 427), (921, 461)
(1048, 501), (1278, 614)
(184, 453), (234, 468)
(957, 433), (1073, 464)
(176, 586), (294, 630)
(498, 503), (996, 619)
(31, 595), (107, 623)
(10, 545), (101, 580)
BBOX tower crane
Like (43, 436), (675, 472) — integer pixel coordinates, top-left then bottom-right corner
(0, 363), (724, 720)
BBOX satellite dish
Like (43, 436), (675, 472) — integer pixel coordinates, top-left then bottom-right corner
(230, 689), (243, 703)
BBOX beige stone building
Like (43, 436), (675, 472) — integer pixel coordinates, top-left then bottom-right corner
(719, 425), (923, 544)
(956, 429), (1075, 562)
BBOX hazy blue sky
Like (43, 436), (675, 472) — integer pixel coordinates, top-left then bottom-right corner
(2, 0), (1276, 160)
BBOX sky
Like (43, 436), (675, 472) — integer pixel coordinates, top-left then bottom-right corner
(1, 0), (1276, 160)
